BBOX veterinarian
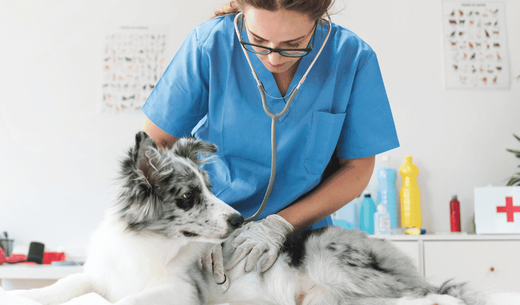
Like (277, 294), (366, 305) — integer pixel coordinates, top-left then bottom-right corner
(141, 0), (399, 278)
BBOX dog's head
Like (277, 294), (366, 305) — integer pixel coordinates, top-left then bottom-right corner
(114, 131), (243, 242)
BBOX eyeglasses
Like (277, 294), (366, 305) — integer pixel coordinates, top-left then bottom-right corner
(238, 14), (318, 58)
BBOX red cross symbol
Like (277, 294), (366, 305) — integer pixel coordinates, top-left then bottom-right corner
(496, 197), (520, 222)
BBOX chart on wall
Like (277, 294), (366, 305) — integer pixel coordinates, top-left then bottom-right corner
(99, 26), (169, 114)
(442, 1), (510, 89)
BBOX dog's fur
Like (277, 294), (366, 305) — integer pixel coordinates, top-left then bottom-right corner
(9, 132), (517, 305)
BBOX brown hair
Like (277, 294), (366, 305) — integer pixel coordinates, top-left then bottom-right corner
(213, 0), (335, 21)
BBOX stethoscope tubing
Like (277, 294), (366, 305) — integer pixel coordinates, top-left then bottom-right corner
(233, 12), (331, 222)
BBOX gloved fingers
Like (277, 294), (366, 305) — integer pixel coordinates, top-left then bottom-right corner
(224, 216), (292, 273)
(211, 244), (226, 284)
(252, 251), (270, 273)
(201, 247), (213, 272)
(225, 244), (249, 271)
(261, 252), (278, 273)
(230, 233), (249, 248)
(244, 242), (269, 272)
(250, 249), (277, 273)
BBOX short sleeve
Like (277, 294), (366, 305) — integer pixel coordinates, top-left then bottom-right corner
(141, 27), (209, 138)
(337, 52), (399, 159)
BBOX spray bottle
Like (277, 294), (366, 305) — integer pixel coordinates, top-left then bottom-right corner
(450, 195), (461, 232)
(399, 156), (422, 228)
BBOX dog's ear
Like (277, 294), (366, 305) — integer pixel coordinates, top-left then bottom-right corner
(172, 136), (217, 166)
(132, 131), (159, 186)
(117, 131), (163, 228)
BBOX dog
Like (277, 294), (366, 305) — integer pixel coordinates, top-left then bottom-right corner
(9, 132), (519, 305)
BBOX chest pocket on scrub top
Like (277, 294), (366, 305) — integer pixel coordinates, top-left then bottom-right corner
(303, 111), (347, 175)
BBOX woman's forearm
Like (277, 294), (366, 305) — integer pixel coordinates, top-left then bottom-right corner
(278, 156), (375, 230)
(143, 118), (178, 149)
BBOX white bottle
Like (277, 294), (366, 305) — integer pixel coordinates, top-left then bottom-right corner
(374, 203), (391, 235)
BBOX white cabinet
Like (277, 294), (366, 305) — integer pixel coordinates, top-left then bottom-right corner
(424, 240), (520, 293)
(389, 241), (421, 270)
(384, 235), (520, 293)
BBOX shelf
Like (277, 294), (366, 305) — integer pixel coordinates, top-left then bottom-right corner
(0, 265), (83, 280)
(374, 233), (520, 241)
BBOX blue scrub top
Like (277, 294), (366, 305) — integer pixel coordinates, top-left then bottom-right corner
(142, 14), (399, 229)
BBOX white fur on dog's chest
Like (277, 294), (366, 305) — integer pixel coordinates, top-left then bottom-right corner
(84, 219), (202, 303)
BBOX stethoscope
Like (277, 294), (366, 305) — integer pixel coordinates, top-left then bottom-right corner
(233, 12), (332, 222)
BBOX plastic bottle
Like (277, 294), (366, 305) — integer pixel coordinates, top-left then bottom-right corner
(377, 156), (398, 228)
(399, 156), (422, 228)
(374, 204), (391, 235)
(450, 195), (461, 232)
(359, 194), (377, 234)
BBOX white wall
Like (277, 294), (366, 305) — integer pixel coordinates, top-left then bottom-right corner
(0, 0), (519, 255)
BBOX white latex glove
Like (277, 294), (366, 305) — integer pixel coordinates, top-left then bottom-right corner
(201, 244), (229, 290)
(225, 214), (294, 273)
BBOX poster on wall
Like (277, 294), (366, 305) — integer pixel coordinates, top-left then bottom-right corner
(99, 26), (169, 114)
(442, 1), (510, 89)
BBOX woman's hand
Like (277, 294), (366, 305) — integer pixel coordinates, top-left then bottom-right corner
(201, 244), (229, 290)
(225, 215), (294, 273)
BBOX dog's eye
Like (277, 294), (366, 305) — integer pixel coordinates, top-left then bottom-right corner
(176, 188), (198, 210)
(182, 190), (193, 200)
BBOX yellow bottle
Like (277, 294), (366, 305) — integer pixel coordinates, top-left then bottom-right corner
(399, 156), (421, 228)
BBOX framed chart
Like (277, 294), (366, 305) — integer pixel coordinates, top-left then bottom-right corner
(100, 26), (169, 114)
(442, 1), (510, 89)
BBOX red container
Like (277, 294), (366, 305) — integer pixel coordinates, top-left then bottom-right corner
(5, 252), (66, 264)
(450, 196), (461, 232)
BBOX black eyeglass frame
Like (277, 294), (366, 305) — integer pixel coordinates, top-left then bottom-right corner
(238, 14), (318, 58)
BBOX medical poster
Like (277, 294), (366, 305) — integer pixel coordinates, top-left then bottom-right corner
(100, 26), (169, 114)
(442, 1), (510, 89)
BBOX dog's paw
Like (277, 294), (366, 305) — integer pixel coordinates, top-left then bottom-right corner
(7, 289), (66, 305)
(397, 293), (465, 305)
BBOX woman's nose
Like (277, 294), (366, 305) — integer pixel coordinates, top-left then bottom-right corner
(267, 52), (283, 64)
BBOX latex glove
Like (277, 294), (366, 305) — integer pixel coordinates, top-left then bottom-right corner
(201, 244), (229, 290)
(225, 214), (294, 273)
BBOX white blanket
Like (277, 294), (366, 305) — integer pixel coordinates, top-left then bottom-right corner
(0, 288), (233, 305)
(0, 287), (111, 305)
(2, 286), (518, 305)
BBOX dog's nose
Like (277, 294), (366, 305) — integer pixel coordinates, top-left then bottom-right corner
(227, 213), (244, 229)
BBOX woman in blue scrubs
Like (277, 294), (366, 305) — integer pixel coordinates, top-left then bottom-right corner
(142, 0), (399, 275)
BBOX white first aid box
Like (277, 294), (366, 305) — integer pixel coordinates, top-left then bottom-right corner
(474, 186), (520, 234)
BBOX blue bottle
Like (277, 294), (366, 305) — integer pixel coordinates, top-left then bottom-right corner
(359, 194), (377, 234)
(377, 156), (398, 228)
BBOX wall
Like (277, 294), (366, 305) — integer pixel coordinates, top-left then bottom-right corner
(0, 0), (519, 256)
(334, 0), (520, 233)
